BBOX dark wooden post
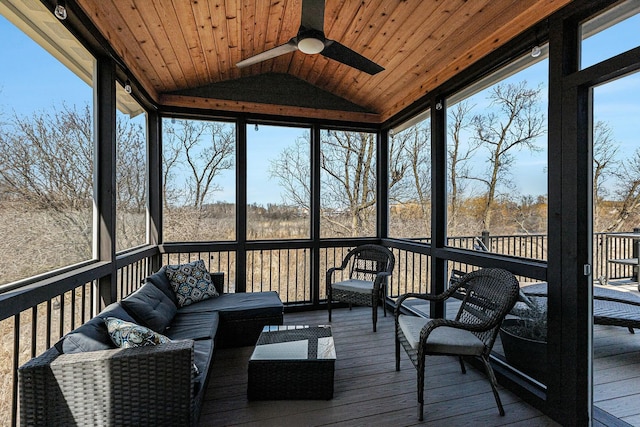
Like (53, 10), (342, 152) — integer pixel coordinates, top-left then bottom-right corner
(148, 111), (162, 273)
(95, 56), (117, 310)
(632, 228), (640, 259)
(377, 129), (389, 240)
(235, 118), (247, 293)
(430, 96), (447, 319)
(311, 125), (321, 306)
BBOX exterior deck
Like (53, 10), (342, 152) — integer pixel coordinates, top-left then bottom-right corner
(595, 322), (640, 426)
(200, 307), (558, 427)
(201, 296), (640, 427)
(594, 282), (640, 426)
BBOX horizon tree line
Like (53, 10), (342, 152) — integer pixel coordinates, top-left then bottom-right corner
(0, 81), (639, 284)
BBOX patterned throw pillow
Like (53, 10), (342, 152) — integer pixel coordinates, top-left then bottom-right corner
(165, 259), (219, 307)
(104, 317), (171, 348)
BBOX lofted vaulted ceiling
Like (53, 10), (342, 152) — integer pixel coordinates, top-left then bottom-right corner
(74, 0), (571, 124)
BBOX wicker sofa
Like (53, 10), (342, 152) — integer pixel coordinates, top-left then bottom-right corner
(18, 265), (284, 427)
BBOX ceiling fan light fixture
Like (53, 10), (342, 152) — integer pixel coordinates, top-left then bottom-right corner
(298, 36), (324, 55)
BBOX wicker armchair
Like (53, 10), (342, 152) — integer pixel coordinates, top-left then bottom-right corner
(327, 244), (395, 332)
(394, 268), (520, 420)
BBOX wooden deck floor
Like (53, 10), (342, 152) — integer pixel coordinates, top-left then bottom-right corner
(593, 281), (640, 426)
(198, 308), (560, 427)
(594, 322), (640, 426)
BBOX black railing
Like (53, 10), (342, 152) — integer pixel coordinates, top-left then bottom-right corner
(446, 232), (548, 260)
(1, 281), (97, 427)
(247, 248), (310, 303)
(0, 247), (156, 427)
(597, 231), (640, 283)
(388, 245), (431, 297)
(448, 231), (639, 282)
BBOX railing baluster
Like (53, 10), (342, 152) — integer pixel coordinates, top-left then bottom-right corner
(129, 263), (134, 294)
(58, 293), (64, 341)
(404, 250), (409, 293)
(45, 299), (52, 350)
(270, 250), (274, 293)
(31, 306), (37, 359)
(12, 315), (19, 427)
(81, 283), (87, 324)
(290, 249), (294, 303)
(71, 287), (76, 331)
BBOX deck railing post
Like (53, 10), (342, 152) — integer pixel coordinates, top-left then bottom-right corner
(95, 56), (118, 309)
(481, 230), (490, 249)
(632, 228), (640, 259)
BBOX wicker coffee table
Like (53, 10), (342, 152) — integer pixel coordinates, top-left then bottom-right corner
(247, 325), (336, 400)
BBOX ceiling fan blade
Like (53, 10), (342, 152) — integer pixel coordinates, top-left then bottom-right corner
(236, 39), (298, 68)
(300, 0), (325, 31)
(321, 40), (384, 75)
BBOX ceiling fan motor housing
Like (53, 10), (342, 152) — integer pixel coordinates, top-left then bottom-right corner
(297, 28), (326, 54)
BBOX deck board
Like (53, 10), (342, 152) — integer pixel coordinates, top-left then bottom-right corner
(592, 283), (640, 426)
(198, 307), (558, 426)
(199, 303), (640, 426)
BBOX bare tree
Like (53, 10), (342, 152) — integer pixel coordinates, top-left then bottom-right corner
(321, 131), (376, 236)
(162, 120), (235, 209)
(272, 130), (403, 237)
(0, 105), (94, 250)
(607, 148), (640, 232)
(161, 123), (183, 209)
(592, 120), (619, 231)
(512, 194), (547, 234)
(115, 114), (147, 249)
(470, 81), (545, 230)
(447, 101), (479, 233)
(389, 121), (431, 235)
(0, 104), (95, 281)
(269, 135), (311, 212)
(0, 104), (153, 267)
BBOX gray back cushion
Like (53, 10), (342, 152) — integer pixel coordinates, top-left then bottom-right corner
(121, 282), (178, 332)
(57, 302), (135, 354)
(145, 266), (180, 306)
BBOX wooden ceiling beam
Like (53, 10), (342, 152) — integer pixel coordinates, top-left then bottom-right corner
(160, 94), (381, 124)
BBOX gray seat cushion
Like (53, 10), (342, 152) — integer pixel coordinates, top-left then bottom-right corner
(165, 310), (220, 341)
(398, 315), (485, 356)
(331, 279), (374, 293)
(121, 282), (178, 332)
(192, 339), (214, 397)
(57, 302), (135, 354)
(177, 291), (283, 321)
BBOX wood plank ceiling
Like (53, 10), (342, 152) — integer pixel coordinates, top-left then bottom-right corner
(74, 0), (571, 124)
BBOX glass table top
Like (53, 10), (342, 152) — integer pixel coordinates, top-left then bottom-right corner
(250, 325), (336, 361)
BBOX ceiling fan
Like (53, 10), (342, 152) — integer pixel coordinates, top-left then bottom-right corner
(236, 0), (384, 75)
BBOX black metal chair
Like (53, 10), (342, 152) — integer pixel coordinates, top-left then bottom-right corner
(394, 268), (520, 420)
(326, 244), (395, 332)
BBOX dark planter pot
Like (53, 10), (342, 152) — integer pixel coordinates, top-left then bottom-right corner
(499, 319), (547, 384)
